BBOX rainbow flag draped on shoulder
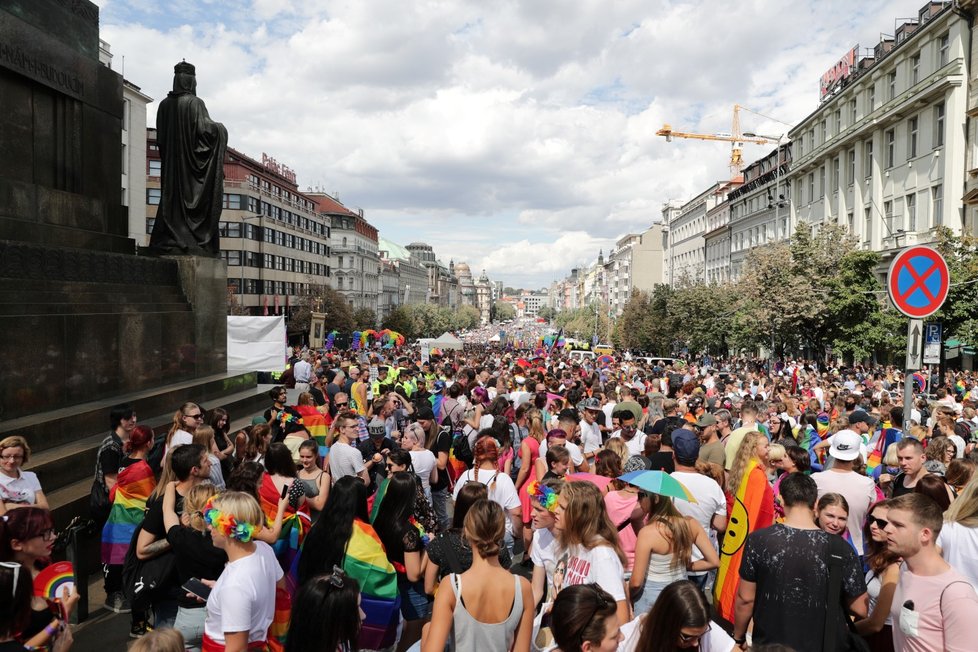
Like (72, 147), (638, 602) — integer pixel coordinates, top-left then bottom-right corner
(259, 474), (310, 592)
(714, 459), (774, 622)
(295, 405), (329, 457)
(101, 460), (156, 565)
(347, 519), (401, 650)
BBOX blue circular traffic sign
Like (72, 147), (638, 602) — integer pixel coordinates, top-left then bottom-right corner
(887, 246), (949, 318)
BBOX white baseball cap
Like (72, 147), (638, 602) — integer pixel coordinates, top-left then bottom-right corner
(829, 429), (863, 462)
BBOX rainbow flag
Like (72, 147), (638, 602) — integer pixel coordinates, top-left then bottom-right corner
(259, 474), (310, 590)
(430, 392), (444, 423)
(295, 405), (329, 457)
(101, 460), (156, 565)
(346, 519), (400, 650)
(714, 460), (774, 621)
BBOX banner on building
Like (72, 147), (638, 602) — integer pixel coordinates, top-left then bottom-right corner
(227, 316), (287, 371)
(820, 45), (859, 100)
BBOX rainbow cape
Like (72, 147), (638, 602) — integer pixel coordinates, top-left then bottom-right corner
(347, 519), (401, 650)
(101, 460), (156, 565)
(295, 405), (329, 458)
(259, 474), (310, 591)
(714, 460), (774, 621)
(430, 392), (444, 423)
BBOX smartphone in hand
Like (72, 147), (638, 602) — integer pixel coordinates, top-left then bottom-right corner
(182, 577), (211, 601)
(280, 483), (289, 500)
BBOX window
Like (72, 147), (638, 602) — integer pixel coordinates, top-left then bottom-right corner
(147, 188), (161, 205)
(148, 159), (161, 176)
(847, 211), (854, 233)
(911, 54), (920, 85)
(908, 116), (918, 159)
(146, 218), (155, 234)
(821, 120), (827, 143)
(834, 110), (841, 135)
(865, 140), (874, 178)
(906, 194), (916, 231)
(884, 200), (894, 234)
(850, 99), (857, 125)
(885, 129), (895, 168)
(864, 207), (872, 243)
(223, 194), (242, 210)
(848, 149), (855, 185)
(797, 135), (804, 158)
(809, 128), (815, 149)
(888, 71), (896, 101)
(932, 184), (943, 227)
(263, 253), (273, 269)
(934, 102), (945, 148)
(221, 250), (241, 266)
(808, 172), (815, 202)
(819, 166), (826, 197)
(868, 85), (876, 111)
(247, 196), (258, 213)
(121, 143), (127, 176)
(219, 221), (241, 238)
(832, 157), (840, 190)
(939, 32), (950, 66)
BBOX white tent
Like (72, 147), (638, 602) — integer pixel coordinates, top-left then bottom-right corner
(430, 332), (464, 350)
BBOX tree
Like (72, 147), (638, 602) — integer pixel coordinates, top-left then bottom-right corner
(932, 227), (978, 346)
(537, 306), (557, 321)
(667, 281), (736, 355)
(453, 305), (481, 330)
(613, 288), (670, 352)
(382, 306), (415, 339)
(404, 303), (454, 338)
(290, 284), (354, 335)
(353, 307), (377, 330)
(494, 301), (516, 321)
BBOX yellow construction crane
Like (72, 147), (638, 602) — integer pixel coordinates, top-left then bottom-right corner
(656, 104), (783, 179)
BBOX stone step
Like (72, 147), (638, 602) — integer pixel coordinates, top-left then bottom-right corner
(1, 372), (260, 454)
(25, 383), (269, 500)
(0, 288), (187, 304)
(0, 302), (192, 316)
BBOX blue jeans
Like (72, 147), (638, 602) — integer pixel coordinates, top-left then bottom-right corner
(431, 487), (451, 531)
(632, 577), (685, 617)
(153, 599), (179, 629)
(174, 605), (206, 651)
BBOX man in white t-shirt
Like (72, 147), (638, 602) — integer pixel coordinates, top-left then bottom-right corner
(671, 429), (727, 590)
(608, 409), (646, 458)
(578, 398), (603, 461)
(453, 465), (522, 545)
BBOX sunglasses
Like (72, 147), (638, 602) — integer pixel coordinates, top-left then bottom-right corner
(679, 624), (711, 644)
(867, 515), (888, 530)
(334, 402), (348, 408)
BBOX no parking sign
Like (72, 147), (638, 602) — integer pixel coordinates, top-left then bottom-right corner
(887, 246), (949, 318)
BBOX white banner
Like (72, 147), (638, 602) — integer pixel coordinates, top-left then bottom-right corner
(227, 316), (287, 372)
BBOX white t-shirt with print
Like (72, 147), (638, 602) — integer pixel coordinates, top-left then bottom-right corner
(531, 527), (561, 602)
(0, 470), (42, 504)
(579, 421), (602, 455)
(554, 543), (625, 602)
(204, 541), (283, 645)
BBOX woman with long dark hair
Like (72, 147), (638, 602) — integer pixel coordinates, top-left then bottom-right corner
(206, 407), (235, 479)
(372, 471), (430, 651)
(285, 569), (363, 652)
(298, 476), (400, 652)
(621, 579), (735, 651)
(854, 500), (900, 652)
(550, 584), (622, 652)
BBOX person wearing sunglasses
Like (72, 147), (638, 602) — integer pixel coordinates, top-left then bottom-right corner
(163, 402), (205, 460)
(0, 507), (79, 649)
(853, 500), (900, 651)
(550, 583), (622, 652)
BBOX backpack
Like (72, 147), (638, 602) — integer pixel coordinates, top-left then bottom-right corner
(509, 423), (524, 482)
(145, 432), (168, 477)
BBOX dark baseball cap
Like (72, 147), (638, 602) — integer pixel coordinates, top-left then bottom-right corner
(848, 410), (878, 428)
(672, 428), (701, 461)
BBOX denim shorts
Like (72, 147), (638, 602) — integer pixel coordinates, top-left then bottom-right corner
(398, 578), (432, 621)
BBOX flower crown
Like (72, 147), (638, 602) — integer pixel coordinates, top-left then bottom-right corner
(527, 481), (558, 512)
(203, 497), (258, 543)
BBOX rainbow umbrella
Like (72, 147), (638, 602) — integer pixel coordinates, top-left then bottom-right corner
(565, 472), (613, 492)
(618, 470), (698, 503)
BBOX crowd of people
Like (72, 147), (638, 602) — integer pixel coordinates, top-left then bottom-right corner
(2, 346), (978, 651)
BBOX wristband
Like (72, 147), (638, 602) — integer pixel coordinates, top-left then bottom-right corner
(733, 636), (747, 645)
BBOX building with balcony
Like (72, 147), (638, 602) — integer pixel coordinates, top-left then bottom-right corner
(378, 237), (429, 321)
(606, 224), (668, 315)
(786, 2), (966, 271)
(405, 242), (459, 307)
(666, 185), (731, 287)
(146, 134), (330, 316)
(310, 193), (380, 315)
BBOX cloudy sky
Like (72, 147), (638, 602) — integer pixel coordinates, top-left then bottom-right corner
(94, 0), (918, 288)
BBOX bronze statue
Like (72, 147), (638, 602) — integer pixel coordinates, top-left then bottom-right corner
(149, 61), (228, 255)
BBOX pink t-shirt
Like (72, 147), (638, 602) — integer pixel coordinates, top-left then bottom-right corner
(890, 564), (978, 652)
(604, 490), (639, 572)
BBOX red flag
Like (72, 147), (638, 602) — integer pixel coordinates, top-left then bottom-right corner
(263, 295), (269, 316)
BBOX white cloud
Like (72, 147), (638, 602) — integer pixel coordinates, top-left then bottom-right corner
(93, 0), (917, 286)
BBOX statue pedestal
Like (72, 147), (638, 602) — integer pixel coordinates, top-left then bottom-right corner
(164, 255), (228, 376)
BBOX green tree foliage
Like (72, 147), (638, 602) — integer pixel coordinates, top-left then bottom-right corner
(382, 306), (416, 339)
(494, 301), (517, 321)
(454, 305), (481, 330)
(932, 227), (978, 346)
(403, 303), (454, 338)
(554, 306), (610, 340)
(537, 306), (557, 321)
(353, 307), (377, 330)
(612, 287), (672, 353)
(291, 284), (355, 334)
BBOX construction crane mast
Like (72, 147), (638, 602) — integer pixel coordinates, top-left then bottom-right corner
(656, 105), (783, 180)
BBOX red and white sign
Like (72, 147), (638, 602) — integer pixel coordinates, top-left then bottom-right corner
(887, 246), (950, 318)
(820, 46), (859, 100)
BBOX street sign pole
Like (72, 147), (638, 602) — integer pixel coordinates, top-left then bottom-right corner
(904, 319), (923, 427)
(887, 246), (950, 428)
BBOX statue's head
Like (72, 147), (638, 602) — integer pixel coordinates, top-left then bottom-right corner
(172, 60), (197, 95)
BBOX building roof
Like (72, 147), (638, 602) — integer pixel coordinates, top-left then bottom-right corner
(379, 237), (414, 262)
(308, 192), (359, 217)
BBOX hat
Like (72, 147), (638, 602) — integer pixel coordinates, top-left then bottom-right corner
(695, 413), (717, 428)
(829, 429), (862, 461)
(432, 380), (446, 393)
(367, 417), (386, 439)
(848, 410), (878, 428)
(579, 397), (602, 412)
(672, 428), (701, 461)
(687, 396), (704, 411)
(416, 406), (435, 421)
